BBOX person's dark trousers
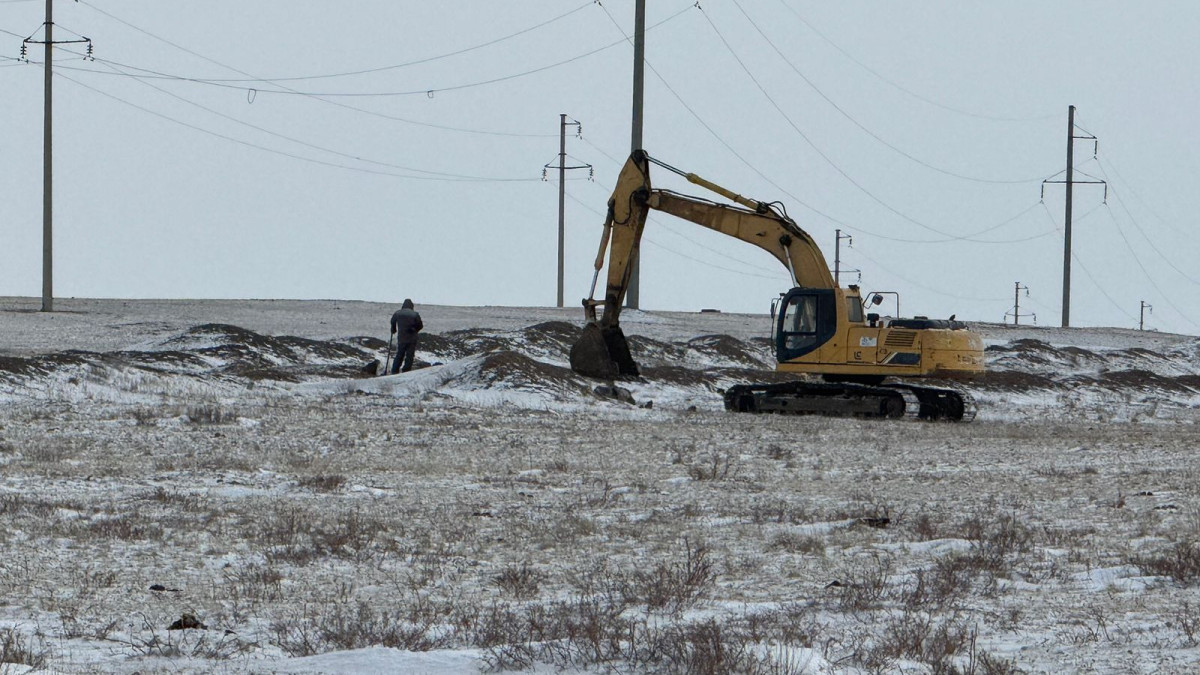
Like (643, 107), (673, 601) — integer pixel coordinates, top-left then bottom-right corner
(392, 341), (417, 374)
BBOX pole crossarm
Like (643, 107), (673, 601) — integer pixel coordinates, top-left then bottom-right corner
(1041, 179), (1107, 201)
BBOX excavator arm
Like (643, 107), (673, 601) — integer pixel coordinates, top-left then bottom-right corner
(571, 150), (835, 378)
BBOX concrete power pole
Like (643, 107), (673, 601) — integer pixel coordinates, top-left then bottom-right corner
(24, 1), (91, 311)
(548, 115), (588, 308)
(1061, 105), (1073, 328)
(42, 0), (53, 312)
(1005, 282), (1034, 326)
(1140, 301), (1152, 331)
(1041, 105), (1103, 329)
(558, 114), (567, 308)
(625, 0), (645, 310)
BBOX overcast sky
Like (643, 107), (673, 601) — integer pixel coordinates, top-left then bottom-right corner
(2, 1), (1198, 334)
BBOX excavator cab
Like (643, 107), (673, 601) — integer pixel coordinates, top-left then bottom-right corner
(775, 288), (837, 362)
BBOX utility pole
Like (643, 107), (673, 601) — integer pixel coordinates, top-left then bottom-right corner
(625, 0), (646, 310)
(1139, 301), (1152, 331)
(1014, 281), (1024, 326)
(41, 0), (53, 312)
(543, 115), (589, 308)
(1062, 105), (1073, 328)
(1005, 282), (1035, 326)
(833, 229), (853, 286)
(1041, 105), (1104, 329)
(22, 1), (92, 312)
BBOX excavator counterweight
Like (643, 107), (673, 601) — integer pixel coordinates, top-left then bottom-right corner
(570, 150), (984, 421)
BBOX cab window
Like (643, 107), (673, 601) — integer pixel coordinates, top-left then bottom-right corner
(781, 295), (818, 350)
(846, 297), (864, 323)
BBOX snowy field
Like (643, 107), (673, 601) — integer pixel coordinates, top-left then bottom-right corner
(2, 298), (1200, 674)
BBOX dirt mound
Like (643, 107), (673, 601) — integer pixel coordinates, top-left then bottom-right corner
(626, 334), (687, 365)
(522, 320), (583, 345)
(0, 351), (92, 380)
(1078, 369), (1200, 394)
(476, 350), (583, 389)
(685, 334), (773, 368)
(986, 339), (1105, 370)
(972, 370), (1059, 391)
(167, 323), (367, 364)
(426, 321), (582, 364)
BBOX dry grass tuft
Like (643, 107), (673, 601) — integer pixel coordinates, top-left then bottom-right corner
(0, 626), (49, 669)
(1133, 541), (1200, 585)
(494, 562), (545, 600)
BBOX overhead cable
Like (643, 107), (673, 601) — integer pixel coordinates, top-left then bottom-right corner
(850, 244), (1008, 303)
(64, 4), (694, 98)
(1097, 156), (1191, 239)
(91, 58), (535, 181)
(1036, 202), (1146, 325)
(78, 0), (594, 83)
(698, 5), (978, 240)
(60, 4), (579, 138)
(54, 68), (541, 182)
(1097, 168), (1200, 291)
(1096, 198), (1195, 326)
(57, 53), (555, 138)
(774, 0), (1056, 123)
(597, 4), (1052, 247)
(729, 0), (1050, 185)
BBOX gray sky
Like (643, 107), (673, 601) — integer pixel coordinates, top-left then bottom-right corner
(2, 1), (1198, 334)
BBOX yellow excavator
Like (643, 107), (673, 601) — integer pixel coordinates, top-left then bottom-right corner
(569, 150), (984, 421)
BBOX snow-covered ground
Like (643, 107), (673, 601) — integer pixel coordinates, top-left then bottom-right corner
(2, 298), (1199, 674)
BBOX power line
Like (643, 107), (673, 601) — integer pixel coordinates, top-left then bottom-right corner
(78, 0), (595, 83)
(1035, 201), (1138, 324)
(1096, 165), (1200, 287)
(1094, 198), (1195, 326)
(850, 244), (1008, 303)
(1096, 155), (1191, 239)
(697, 5), (978, 241)
(728, 0), (1050, 185)
(582, 49), (1054, 247)
(595, 2), (868, 239)
(597, 2), (1046, 247)
(91, 57), (533, 182)
(60, 51), (557, 139)
(52, 3), (685, 140)
(61, 5), (695, 99)
(53, 67), (541, 182)
(773, 0), (1056, 123)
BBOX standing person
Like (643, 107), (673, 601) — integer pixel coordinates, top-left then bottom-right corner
(389, 299), (424, 374)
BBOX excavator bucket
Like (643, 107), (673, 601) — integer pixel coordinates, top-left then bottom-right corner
(570, 323), (640, 379)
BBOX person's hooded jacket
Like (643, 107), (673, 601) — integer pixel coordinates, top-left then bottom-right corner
(390, 299), (423, 343)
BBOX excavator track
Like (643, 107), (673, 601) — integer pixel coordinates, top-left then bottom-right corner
(723, 380), (975, 422)
(883, 383), (977, 422)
